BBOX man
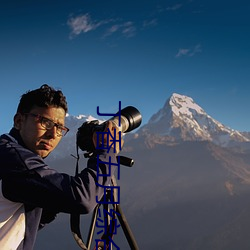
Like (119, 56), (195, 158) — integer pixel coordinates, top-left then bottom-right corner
(0, 84), (123, 250)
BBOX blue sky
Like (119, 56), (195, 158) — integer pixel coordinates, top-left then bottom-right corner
(0, 0), (250, 135)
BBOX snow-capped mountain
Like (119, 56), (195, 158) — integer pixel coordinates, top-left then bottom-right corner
(48, 92), (249, 160)
(139, 93), (250, 147)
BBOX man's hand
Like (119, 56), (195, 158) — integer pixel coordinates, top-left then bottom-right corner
(92, 121), (124, 154)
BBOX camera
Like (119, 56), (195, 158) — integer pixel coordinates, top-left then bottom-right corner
(76, 106), (142, 153)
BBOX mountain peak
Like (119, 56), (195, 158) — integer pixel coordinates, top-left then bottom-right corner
(140, 93), (250, 146)
(169, 93), (205, 117)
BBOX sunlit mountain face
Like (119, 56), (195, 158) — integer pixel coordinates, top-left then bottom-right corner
(139, 93), (250, 146)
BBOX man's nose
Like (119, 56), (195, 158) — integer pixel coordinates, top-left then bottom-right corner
(46, 126), (57, 138)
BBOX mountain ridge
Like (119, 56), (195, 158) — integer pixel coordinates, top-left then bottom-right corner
(49, 92), (250, 159)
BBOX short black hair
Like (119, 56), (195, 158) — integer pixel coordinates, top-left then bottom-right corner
(17, 84), (68, 114)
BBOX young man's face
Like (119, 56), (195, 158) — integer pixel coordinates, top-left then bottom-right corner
(14, 106), (66, 158)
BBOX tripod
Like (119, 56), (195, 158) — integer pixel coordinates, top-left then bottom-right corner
(70, 175), (139, 250)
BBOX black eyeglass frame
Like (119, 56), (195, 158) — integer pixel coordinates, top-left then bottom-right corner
(24, 113), (69, 136)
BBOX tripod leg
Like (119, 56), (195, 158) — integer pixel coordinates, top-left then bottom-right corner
(70, 213), (88, 250)
(111, 176), (139, 249)
(86, 203), (101, 249)
(115, 203), (139, 250)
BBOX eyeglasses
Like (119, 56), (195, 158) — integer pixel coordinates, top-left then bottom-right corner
(24, 113), (69, 137)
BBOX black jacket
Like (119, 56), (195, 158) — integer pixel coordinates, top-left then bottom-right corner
(0, 128), (118, 250)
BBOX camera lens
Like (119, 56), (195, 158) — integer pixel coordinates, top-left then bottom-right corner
(110, 106), (142, 133)
(77, 106), (142, 153)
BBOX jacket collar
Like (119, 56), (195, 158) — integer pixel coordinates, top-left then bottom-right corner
(8, 127), (26, 147)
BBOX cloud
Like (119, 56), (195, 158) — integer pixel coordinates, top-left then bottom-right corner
(175, 44), (202, 58)
(67, 13), (111, 39)
(143, 19), (158, 28)
(103, 21), (136, 38)
(121, 22), (137, 37)
(166, 4), (183, 11)
(175, 48), (190, 58)
(67, 13), (137, 39)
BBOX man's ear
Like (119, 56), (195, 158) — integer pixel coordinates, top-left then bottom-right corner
(14, 113), (24, 130)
